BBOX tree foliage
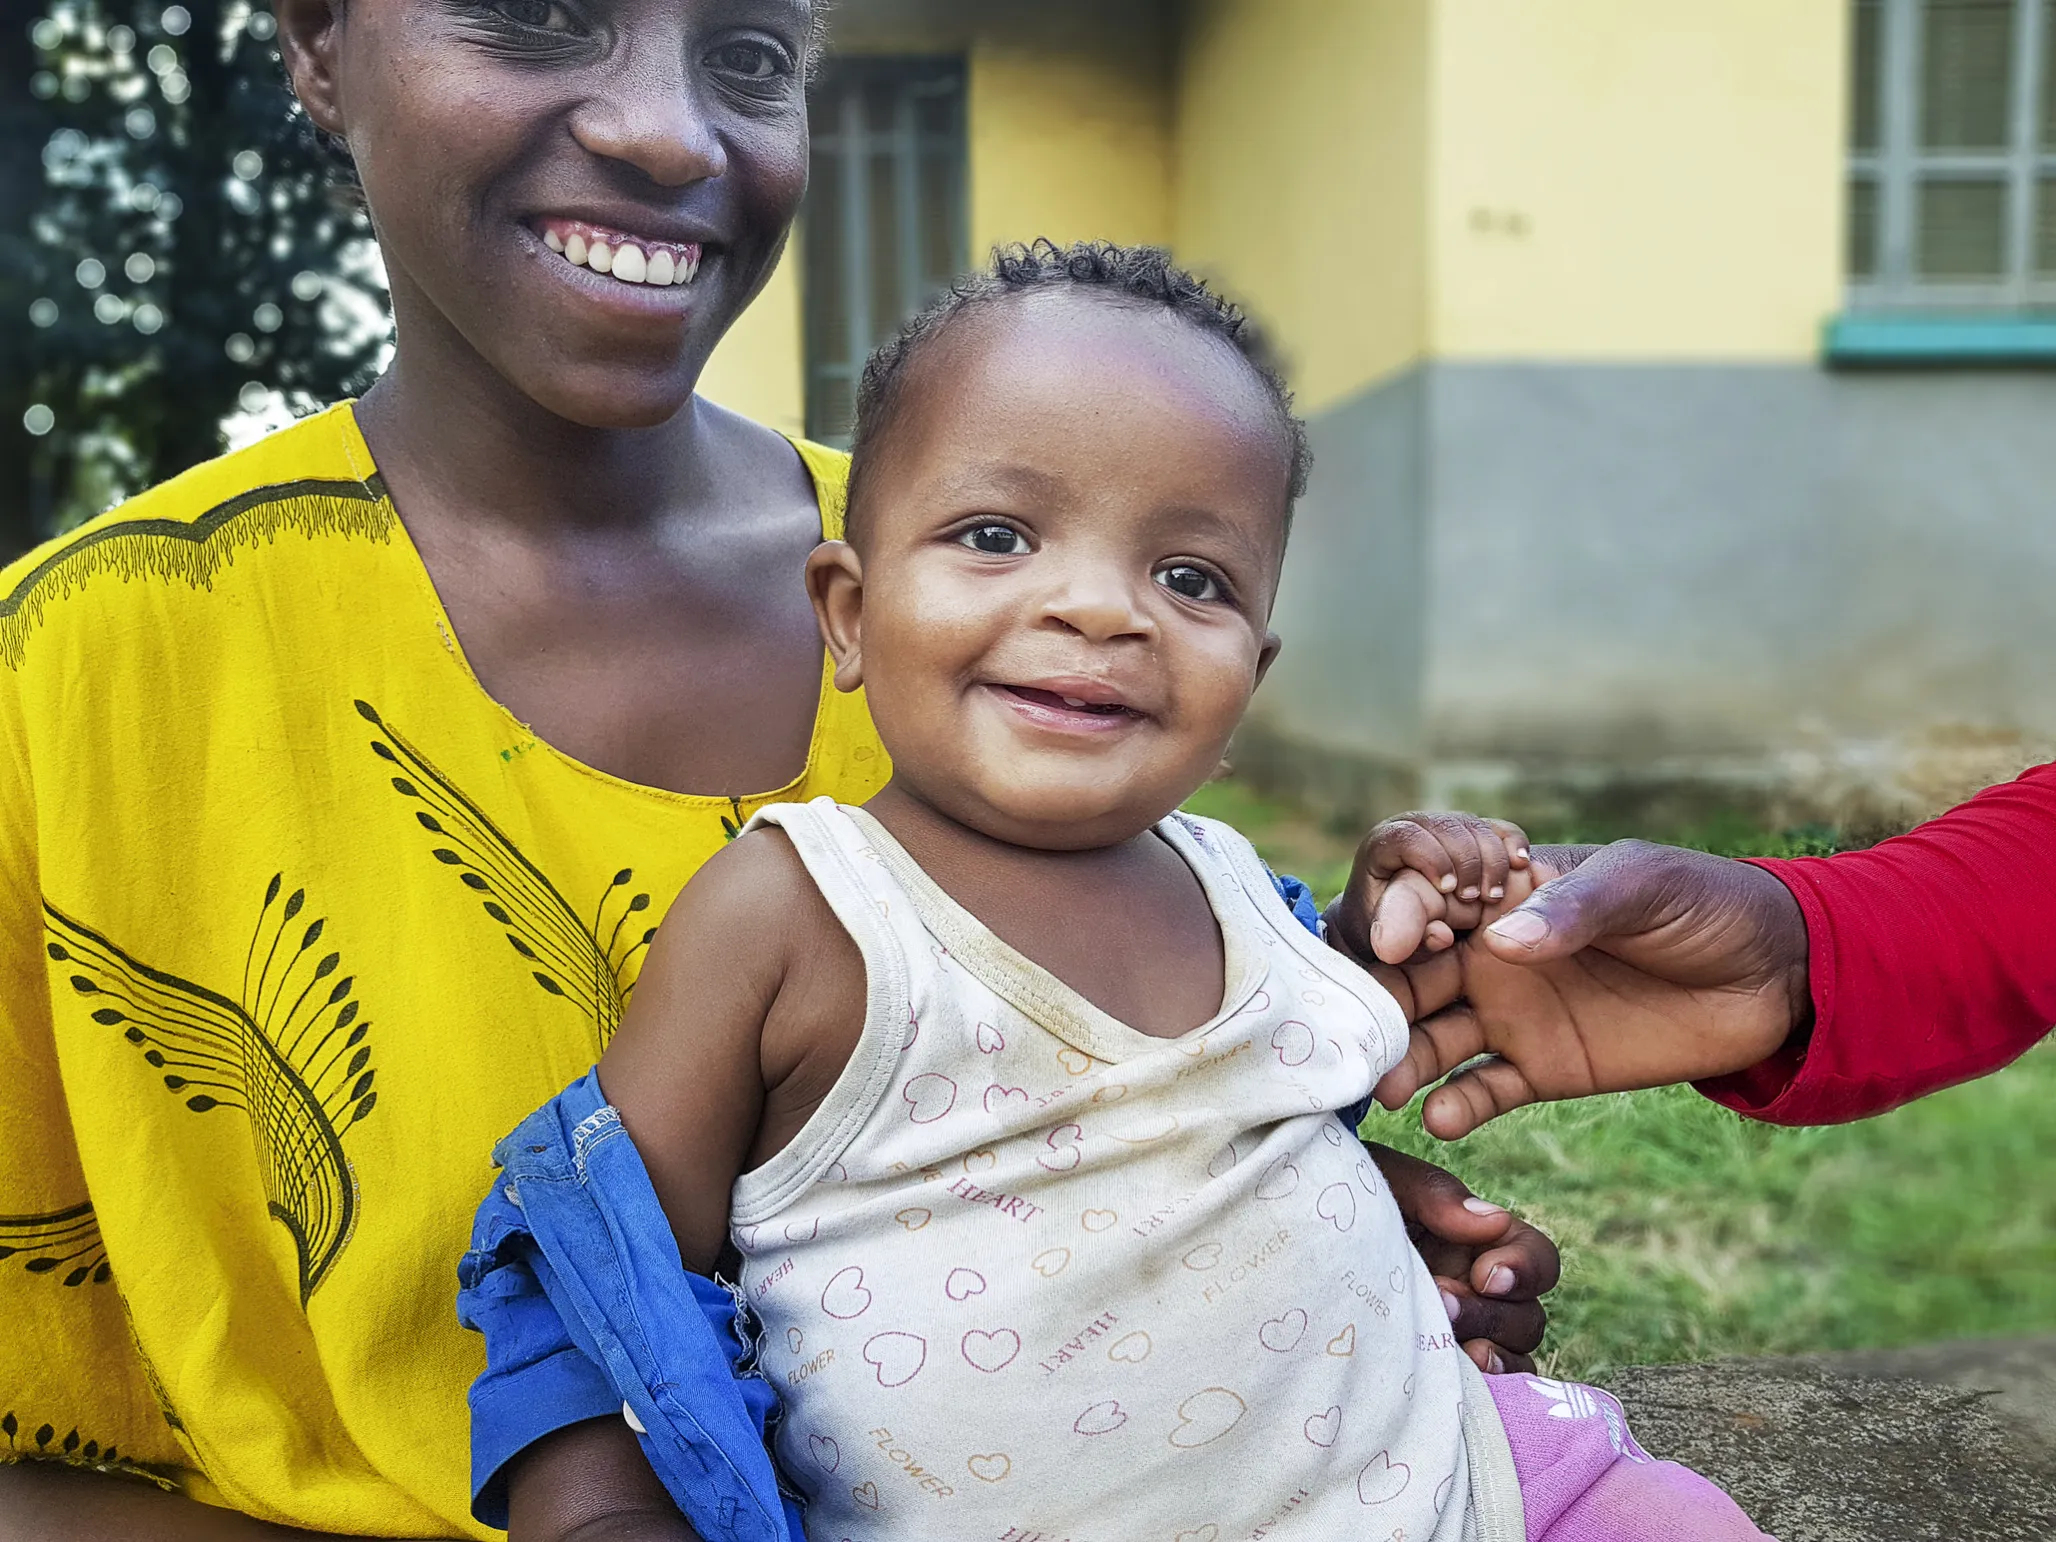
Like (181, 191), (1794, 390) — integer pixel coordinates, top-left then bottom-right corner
(0, 1), (390, 561)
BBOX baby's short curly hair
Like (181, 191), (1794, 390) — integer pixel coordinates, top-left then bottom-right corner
(844, 240), (1312, 534)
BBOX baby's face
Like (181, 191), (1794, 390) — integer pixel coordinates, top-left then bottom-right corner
(818, 290), (1292, 850)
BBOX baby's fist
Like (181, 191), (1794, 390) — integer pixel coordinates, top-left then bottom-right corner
(1324, 811), (1531, 966)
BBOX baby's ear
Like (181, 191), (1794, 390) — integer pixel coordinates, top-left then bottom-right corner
(1253, 629), (1283, 688)
(806, 541), (867, 693)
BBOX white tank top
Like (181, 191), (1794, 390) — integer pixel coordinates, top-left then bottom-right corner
(730, 799), (1478, 1542)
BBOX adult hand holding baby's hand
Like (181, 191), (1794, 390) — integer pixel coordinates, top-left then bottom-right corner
(1320, 812), (1557, 1374)
(1370, 841), (1813, 1139)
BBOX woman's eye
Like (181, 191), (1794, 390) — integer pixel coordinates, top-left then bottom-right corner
(959, 525), (1028, 556)
(491, 0), (576, 29)
(709, 40), (792, 80)
(1155, 564), (1223, 602)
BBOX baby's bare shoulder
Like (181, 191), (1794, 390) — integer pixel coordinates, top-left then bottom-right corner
(673, 825), (832, 943)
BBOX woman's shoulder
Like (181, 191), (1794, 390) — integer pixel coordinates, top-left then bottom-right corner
(0, 404), (390, 670)
(694, 397), (849, 538)
(5, 403), (376, 573)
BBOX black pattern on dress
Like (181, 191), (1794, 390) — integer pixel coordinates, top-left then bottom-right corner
(354, 699), (656, 1051)
(0, 1201), (109, 1288)
(0, 1409), (173, 1487)
(0, 475), (394, 669)
(43, 879), (377, 1305)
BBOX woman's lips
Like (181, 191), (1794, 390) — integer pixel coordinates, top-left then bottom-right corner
(534, 217), (702, 288)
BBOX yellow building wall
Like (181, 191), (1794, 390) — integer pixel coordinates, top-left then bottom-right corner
(1173, 0), (1433, 415)
(696, 243), (806, 437)
(1429, 0), (1848, 361)
(966, 37), (1175, 256)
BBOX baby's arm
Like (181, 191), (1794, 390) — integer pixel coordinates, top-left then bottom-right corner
(506, 830), (843, 1542)
(598, 829), (812, 1272)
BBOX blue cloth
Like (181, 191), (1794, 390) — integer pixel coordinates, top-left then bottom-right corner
(1272, 870), (1324, 937)
(457, 1072), (803, 1540)
(459, 871), (1336, 1531)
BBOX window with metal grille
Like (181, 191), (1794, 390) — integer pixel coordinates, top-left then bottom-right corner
(1849, 0), (2056, 305)
(802, 57), (967, 445)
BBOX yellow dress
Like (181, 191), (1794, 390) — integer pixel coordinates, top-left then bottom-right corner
(0, 403), (889, 1536)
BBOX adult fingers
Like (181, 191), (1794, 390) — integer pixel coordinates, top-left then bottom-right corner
(1463, 1339), (1538, 1376)
(1378, 944), (1463, 1029)
(1482, 839), (1681, 964)
(1365, 1142), (1510, 1247)
(1419, 1053), (1542, 1140)
(1469, 1213), (1562, 1304)
(1435, 1277), (1548, 1360)
(1371, 1004), (1486, 1110)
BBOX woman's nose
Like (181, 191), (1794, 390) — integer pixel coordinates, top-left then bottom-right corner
(569, 49), (727, 187)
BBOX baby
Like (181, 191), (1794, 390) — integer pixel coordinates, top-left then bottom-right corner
(492, 244), (1768, 1542)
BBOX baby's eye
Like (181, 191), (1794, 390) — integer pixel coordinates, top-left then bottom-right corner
(959, 524), (1028, 556)
(1155, 564), (1222, 602)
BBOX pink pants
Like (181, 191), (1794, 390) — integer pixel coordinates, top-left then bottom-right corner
(1486, 1374), (1773, 1541)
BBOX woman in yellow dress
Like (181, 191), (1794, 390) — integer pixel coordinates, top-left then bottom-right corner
(0, 0), (1553, 1537)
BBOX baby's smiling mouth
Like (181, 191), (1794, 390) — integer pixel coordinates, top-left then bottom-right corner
(998, 684), (1144, 721)
(535, 217), (702, 288)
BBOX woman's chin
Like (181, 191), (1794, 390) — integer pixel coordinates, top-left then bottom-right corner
(517, 368), (700, 432)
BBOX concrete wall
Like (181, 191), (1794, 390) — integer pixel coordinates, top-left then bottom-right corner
(1423, 364), (2056, 753)
(708, 0), (1176, 436)
(810, 0), (2056, 828)
(698, 247), (805, 437)
(1262, 361), (2056, 825)
(1238, 369), (1427, 811)
(830, 0), (1177, 255)
(966, 35), (1174, 253)
(1174, 0), (1432, 413)
(1428, 0), (1848, 361)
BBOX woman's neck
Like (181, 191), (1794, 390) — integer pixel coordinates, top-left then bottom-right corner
(354, 321), (712, 544)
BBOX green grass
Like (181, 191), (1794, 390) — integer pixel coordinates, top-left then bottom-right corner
(1184, 777), (2056, 1377)
(1372, 1055), (2056, 1380)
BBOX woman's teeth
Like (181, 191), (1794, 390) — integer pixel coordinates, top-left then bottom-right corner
(540, 224), (700, 287)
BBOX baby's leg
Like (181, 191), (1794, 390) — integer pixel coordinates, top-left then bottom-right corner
(1484, 1374), (1772, 1541)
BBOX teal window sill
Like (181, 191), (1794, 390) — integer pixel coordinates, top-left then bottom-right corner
(1824, 312), (2056, 366)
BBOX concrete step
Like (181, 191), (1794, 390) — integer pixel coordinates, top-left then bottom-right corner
(1603, 1338), (2056, 1541)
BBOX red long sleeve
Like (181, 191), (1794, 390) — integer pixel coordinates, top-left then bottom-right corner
(1696, 760), (2056, 1126)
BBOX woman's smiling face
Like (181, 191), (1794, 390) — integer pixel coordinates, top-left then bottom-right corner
(280, 0), (813, 428)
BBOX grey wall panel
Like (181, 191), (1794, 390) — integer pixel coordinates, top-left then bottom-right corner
(1246, 367), (1428, 771)
(1420, 363), (2056, 764)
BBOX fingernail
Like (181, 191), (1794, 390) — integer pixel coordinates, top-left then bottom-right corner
(1488, 886), (1504, 900)
(1488, 1350), (1506, 1375)
(1460, 886), (1480, 901)
(1484, 1266), (1515, 1297)
(1438, 874), (1457, 893)
(1516, 847), (1530, 861)
(1440, 1289), (1462, 1323)
(1488, 910), (1549, 947)
(1460, 1196), (1506, 1217)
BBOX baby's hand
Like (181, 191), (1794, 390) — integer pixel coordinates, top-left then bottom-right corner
(1324, 811), (1531, 966)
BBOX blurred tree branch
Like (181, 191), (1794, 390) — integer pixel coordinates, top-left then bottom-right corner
(2, 0), (391, 561)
